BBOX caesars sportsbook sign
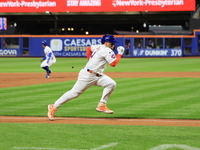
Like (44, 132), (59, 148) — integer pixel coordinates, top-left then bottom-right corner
(0, 0), (195, 12)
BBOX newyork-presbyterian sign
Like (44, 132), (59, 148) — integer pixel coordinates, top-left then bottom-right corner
(0, 0), (195, 12)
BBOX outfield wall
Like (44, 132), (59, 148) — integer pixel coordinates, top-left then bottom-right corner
(1, 30), (200, 57)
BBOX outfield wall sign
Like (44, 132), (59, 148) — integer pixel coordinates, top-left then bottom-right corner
(132, 49), (182, 57)
(52, 38), (101, 57)
(30, 37), (103, 57)
(30, 38), (183, 57)
(0, 49), (18, 56)
(0, 0), (195, 12)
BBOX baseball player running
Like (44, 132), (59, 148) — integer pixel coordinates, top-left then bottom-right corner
(40, 40), (56, 78)
(47, 34), (124, 120)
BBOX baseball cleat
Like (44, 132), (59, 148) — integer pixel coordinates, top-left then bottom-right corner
(96, 103), (114, 114)
(47, 104), (57, 121)
(46, 72), (50, 78)
(46, 70), (52, 78)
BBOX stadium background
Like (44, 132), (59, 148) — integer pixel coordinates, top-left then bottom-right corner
(1, 1), (200, 149)
(1, 0), (200, 57)
(0, 0), (199, 35)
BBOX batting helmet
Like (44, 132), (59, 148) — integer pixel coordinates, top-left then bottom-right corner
(101, 34), (117, 44)
(42, 40), (47, 46)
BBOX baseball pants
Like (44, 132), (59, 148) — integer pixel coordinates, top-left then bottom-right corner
(40, 57), (56, 67)
(54, 68), (116, 108)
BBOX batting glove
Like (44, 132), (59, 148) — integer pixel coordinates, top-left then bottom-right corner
(117, 46), (125, 55)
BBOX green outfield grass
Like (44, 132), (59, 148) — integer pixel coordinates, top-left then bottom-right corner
(0, 123), (200, 150)
(1, 57), (200, 73)
(0, 57), (200, 150)
(1, 78), (200, 120)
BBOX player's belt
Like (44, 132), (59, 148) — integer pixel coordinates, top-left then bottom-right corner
(87, 69), (101, 77)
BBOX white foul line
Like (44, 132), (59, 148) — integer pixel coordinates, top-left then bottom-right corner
(90, 142), (118, 150)
(13, 142), (118, 150)
(148, 144), (200, 150)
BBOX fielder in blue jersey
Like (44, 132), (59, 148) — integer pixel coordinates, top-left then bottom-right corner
(40, 40), (56, 78)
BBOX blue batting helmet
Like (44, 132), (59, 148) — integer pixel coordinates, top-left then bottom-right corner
(101, 34), (117, 44)
(42, 40), (47, 46)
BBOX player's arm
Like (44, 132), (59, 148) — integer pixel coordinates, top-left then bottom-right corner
(46, 52), (52, 63)
(42, 56), (46, 60)
(110, 46), (125, 67)
(86, 46), (92, 60)
(40, 56), (46, 62)
(110, 54), (122, 67)
(41, 48), (48, 61)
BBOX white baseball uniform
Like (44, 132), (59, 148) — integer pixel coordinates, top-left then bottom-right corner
(54, 44), (120, 108)
(40, 46), (56, 68)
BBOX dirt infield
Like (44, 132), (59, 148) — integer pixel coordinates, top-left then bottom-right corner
(1, 72), (200, 88)
(1, 116), (200, 126)
(1, 72), (200, 126)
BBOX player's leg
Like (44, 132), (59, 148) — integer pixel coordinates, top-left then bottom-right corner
(40, 60), (51, 78)
(95, 74), (116, 114)
(48, 80), (91, 120)
(48, 69), (97, 120)
(96, 74), (116, 104)
(48, 56), (56, 66)
(54, 69), (97, 107)
(46, 59), (55, 77)
(52, 56), (56, 64)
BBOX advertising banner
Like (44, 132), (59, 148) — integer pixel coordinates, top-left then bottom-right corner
(132, 49), (182, 57)
(53, 37), (102, 57)
(0, 0), (195, 12)
(0, 49), (19, 56)
(30, 37), (102, 57)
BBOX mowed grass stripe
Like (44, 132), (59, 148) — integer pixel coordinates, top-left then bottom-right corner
(1, 123), (200, 150)
(115, 78), (198, 100)
(1, 57), (200, 72)
(112, 78), (200, 119)
(0, 81), (76, 116)
(1, 77), (200, 119)
(0, 58), (87, 73)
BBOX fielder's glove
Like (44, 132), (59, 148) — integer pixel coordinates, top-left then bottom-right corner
(117, 46), (125, 55)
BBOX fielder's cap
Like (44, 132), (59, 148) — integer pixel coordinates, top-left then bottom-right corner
(42, 40), (47, 46)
